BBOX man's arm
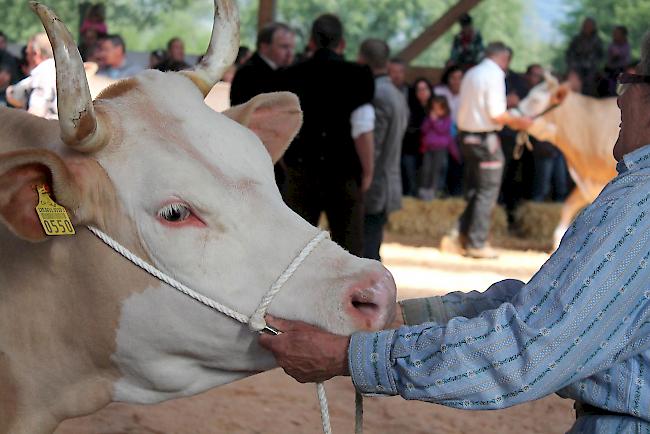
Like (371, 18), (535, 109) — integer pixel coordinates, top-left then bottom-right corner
(262, 182), (650, 409)
(351, 104), (375, 193)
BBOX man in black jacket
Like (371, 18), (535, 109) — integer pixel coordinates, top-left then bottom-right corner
(230, 22), (295, 106)
(277, 14), (375, 256)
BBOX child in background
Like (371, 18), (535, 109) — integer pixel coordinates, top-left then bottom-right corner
(418, 95), (459, 200)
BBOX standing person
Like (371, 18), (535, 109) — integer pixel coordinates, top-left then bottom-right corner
(449, 13), (484, 71)
(0, 31), (19, 83)
(5, 33), (57, 119)
(452, 42), (532, 259)
(157, 37), (190, 72)
(603, 26), (631, 96)
(276, 14), (375, 256)
(357, 39), (409, 261)
(0, 63), (12, 106)
(402, 78), (431, 197)
(388, 57), (409, 101)
(95, 34), (142, 79)
(434, 65), (464, 196)
(230, 22), (295, 105)
(78, 3), (107, 61)
(566, 17), (604, 96)
(418, 96), (458, 200)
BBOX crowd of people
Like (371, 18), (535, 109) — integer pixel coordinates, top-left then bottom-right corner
(0, 7), (639, 259)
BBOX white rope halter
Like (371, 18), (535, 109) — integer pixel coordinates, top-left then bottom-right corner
(86, 225), (363, 434)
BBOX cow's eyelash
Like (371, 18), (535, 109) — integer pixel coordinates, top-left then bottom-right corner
(158, 203), (191, 222)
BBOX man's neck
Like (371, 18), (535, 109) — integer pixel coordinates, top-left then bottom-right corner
(258, 53), (278, 70)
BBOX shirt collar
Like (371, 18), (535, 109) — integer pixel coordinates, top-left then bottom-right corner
(483, 58), (505, 77)
(618, 144), (650, 174)
(258, 53), (278, 70)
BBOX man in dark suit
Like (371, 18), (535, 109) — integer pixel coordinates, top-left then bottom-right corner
(277, 14), (375, 256)
(230, 22), (295, 106)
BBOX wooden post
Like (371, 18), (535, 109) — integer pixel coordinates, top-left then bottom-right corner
(397, 0), (483, 63)
(258, 0), (277, 31)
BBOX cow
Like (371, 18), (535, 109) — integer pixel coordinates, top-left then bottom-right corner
(515, 73), (620, 245)
(0, 2), (396, 433)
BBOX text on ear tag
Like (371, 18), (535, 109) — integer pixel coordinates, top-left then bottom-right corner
(35, 184), (76, 236)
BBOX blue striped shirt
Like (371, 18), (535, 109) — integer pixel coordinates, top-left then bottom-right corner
(349, 144), (650, 433)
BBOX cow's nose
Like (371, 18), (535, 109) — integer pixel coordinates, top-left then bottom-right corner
(346, 267), (397, 331)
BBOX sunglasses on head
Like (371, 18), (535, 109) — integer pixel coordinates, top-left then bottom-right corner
(616, 72), (650, 96)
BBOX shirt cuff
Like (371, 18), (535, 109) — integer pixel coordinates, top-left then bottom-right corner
(348, 330), (398, 396)
(400, 296), (448, 325)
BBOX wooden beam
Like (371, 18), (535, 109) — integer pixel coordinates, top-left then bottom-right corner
(397, 0), (483, 64)
(257, 0), (277, 31)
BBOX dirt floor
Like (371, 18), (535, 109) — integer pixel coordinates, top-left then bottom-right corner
(56, 242), (576, 434)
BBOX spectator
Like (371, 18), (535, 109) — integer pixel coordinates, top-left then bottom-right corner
(357, 39), (409, 261)
(0, 31), (19, 83)
(453, 42), (532, 259)
(235, 46), (252, 67)
(449, 13), (484, 71)
(434, 65), (463, 124)
(388, 57), (408, 101)
(149, 49), (166, 70)
(6, 32), (57, 119)
(79, 4), (107, 61)
(96, 34), (142, 79)
(80, 4), (107, 37)
(565, 67), (584, 92)
(602, 26), (631, 96)
(230, 22), (296, 105)
(566, 17), (604, 96)
(419, 95), (458, 201)
(402, 78), (431, 197)
(0, 63), (12, 106)
(276, 14), (375, 256)
(157, 37), (190, 72)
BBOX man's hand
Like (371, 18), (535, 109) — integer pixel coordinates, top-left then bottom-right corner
(259, 316), (351, 383)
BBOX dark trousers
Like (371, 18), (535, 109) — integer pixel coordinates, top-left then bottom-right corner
(401, 154), (418, 197)
(459, 132), (504, 249)
(531, 153), (569, 202)
(420, 149), (448, 193)
(282, 165), (364, 256)
(363, 211), (387, 261)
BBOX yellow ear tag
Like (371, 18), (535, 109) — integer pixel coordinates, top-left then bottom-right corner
(35, 184), (76, 236)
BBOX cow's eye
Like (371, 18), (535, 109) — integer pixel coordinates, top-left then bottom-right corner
(158, 203), (191, 222)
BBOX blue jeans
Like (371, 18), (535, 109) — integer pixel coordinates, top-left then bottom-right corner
(531, 153), (569, 202)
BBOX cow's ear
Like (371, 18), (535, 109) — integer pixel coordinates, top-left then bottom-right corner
(551, 84), (571, 105)
(0, 150), (85, 241)
(223, 92), (303, 163)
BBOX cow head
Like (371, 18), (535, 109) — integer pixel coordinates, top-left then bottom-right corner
(516, 71), (570, 143)
(0, 0), (396, 413)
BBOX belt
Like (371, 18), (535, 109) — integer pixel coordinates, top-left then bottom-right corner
(574, 401), (630, 419)
(459, 130), (499, 136)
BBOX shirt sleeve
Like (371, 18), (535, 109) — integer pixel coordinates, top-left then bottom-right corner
(485, 73), (507, 120)
(7, 75), (33, 107)
(350, 104), (375, 139)
(400, 279), (524, 326)
(350, 181), (650, 409)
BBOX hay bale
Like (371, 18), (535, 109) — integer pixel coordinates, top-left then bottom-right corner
(513, 201), (563, 244)
(387, 197), (508, 242)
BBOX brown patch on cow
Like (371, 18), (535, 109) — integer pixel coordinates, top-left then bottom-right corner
(97, 78), (139, 101)
(74, 108), (97, 142)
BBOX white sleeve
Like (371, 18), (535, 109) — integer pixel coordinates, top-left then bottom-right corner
(350, 103), (375, 139)
(7, 75), (34, 107)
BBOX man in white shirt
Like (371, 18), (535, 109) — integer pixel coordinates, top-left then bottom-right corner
(6, 32), (58, 119)
(455, 42), (532, 258)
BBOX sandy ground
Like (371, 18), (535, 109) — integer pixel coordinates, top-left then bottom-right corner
(56, 243), (576, 434)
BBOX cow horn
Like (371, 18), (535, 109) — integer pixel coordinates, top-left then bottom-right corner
(30, 2), (109, 152)
(183, 0), (239, 96)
